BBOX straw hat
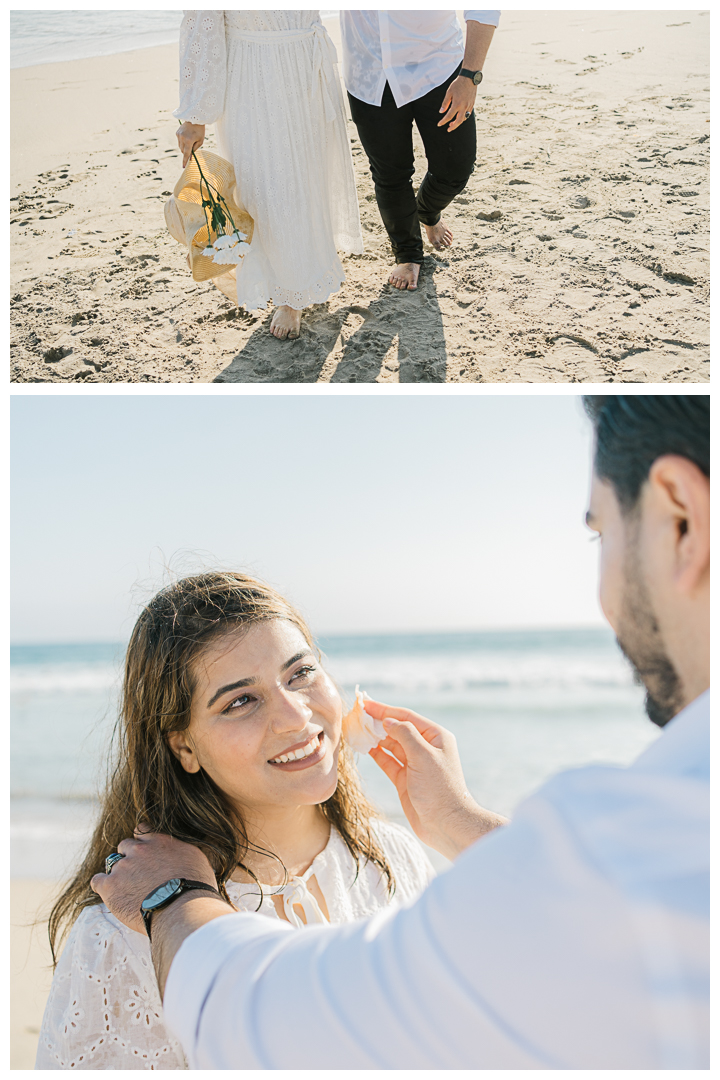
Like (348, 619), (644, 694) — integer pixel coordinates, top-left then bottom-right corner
(164, 150), (254, 283)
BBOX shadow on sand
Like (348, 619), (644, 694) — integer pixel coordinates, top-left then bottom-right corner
(214, 256), (449, 383)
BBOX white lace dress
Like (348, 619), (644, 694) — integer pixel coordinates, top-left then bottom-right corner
(35, 821), (434, 1070)
(173, 10), (363, 311)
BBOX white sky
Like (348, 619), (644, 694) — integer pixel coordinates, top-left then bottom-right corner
(11, 393), (605, 643)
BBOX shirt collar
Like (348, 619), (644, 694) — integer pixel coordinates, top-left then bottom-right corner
(631, 688), (709, 781)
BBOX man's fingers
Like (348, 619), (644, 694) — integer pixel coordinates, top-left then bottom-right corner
(383, 717), (437, 760)
(376, 734), (408, 765)
(363, 698), (442, 741)
(117, 836), (140, 856)
(134, 822), (152, 837)
(368, 745), (404, 786)
(439, 90), (452, 114)
(90, 873), (106, 895)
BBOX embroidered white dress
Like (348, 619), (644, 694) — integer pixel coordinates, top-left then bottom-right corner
(35, 821), (435, 1070)
(173, 10), (363, 311)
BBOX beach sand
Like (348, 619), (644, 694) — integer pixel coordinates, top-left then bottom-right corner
(11, 880), (59, 1069)
(10, 11), (709, 383)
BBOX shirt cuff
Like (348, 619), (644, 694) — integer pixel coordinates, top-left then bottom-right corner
(464, 10), (501, 27)
(163, 912), (293, 1063)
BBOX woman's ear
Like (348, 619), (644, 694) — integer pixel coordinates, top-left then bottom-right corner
(167, 730), (201, 774)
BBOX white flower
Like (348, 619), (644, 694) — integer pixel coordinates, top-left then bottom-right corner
(342, 686), (384, 754)
(212, 239), (251, 265)
(201, 246), (215, 257)
(213, 233), (237, 250)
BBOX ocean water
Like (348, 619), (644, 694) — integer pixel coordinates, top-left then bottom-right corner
(10, 10), (340, 69)
(11, 629), (659, 879)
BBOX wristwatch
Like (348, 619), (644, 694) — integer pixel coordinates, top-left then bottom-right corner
(459, 68), (483, 85)
(140, 878), (221, 940)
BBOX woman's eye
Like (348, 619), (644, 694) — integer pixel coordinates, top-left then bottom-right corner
(290, 665), (316, 684)
(223, 694), (253, 714)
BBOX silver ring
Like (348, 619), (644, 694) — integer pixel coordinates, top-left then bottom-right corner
(105, 852), (125, 875)
(465, 112), (471, 119)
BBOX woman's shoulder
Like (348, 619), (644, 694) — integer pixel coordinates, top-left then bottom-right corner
(60, 899), (150, 969)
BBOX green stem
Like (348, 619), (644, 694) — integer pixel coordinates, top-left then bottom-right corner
(191, 150), (243, 244)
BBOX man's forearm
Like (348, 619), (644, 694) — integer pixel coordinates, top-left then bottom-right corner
(152, 892), (235, 998)
(441, 800), (509, 860)
(463, 21), (496, 71)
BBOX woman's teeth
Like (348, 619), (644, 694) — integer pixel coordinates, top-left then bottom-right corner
(270, 734), (321, 765)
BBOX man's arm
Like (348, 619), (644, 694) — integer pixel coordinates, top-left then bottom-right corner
(439, 17), (497, 131)
(463, 17), (497, 71)
(90, 829), (235, 997)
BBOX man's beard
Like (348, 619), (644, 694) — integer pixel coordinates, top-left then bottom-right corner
(615, 538), (685, 728)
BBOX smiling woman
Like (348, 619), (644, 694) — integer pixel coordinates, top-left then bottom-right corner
(36, 571), (435, 1070)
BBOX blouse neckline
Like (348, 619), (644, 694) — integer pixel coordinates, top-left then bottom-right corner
(226, 824), (339, 894)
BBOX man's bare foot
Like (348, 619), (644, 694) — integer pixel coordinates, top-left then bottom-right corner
(388, 262), (420, 290)
(423, 219), (453, 250)
(270, 305), (302, 340)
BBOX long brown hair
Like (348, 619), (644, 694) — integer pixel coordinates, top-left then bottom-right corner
(48, 571), (393, 965)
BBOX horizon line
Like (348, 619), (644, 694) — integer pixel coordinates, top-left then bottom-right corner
(11, 622), (610, 649)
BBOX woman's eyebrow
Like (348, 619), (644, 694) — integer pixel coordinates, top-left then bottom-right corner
(207, 677), (255, 709)
(281, 650), (313, 672)
(206, 652), (313, 709)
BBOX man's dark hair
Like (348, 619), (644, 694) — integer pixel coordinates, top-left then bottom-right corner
(583, 395), (709, 511)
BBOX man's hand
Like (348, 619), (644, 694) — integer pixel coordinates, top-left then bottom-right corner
(365, 699), (508, 860)
(176, 122), (206, 168)
(90, 827), (218, 935)
(438, 76), (478, 132)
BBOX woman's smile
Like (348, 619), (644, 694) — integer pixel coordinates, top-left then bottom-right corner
(268, 731), (326, 769)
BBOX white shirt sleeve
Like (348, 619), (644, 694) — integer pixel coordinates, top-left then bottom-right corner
(174, 10), (227, 125)
(463, 10), (502, 26)
(163, 720), (709, 1070)
(35, 904), (186, 1070)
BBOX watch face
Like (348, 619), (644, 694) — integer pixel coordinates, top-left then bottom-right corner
(474, 71), (483, 85)
(142, 878), (183, 911)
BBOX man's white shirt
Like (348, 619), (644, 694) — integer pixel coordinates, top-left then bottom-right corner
(339, 11), (502, 108)
(163, 690), (709, 1069)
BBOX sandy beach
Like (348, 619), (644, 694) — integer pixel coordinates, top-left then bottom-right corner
(11, 880), (58, 1069)
(10, 10), (709, 383)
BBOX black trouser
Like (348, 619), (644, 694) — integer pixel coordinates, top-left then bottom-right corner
(348, 65), (476, 264)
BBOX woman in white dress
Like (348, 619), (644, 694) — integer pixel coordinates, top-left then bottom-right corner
(36, 572), (434, 1070)
(175, 11), (363, 341)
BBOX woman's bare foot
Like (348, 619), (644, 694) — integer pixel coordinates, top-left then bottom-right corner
(388, 262), (421, 290)
(270, 306), (302, 340)
(423, 219), (453, 249)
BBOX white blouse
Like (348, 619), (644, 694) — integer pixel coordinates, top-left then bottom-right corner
(35, 821), (435, 1070)
(340, 10), (502, 108)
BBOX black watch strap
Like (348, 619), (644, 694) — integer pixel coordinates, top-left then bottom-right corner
(459, 68), (483, 85)
(141, 878), (221, 941)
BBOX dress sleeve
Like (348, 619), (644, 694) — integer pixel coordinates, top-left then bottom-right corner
(35, 903), (186, 1070)
(174, 10), (227, 125)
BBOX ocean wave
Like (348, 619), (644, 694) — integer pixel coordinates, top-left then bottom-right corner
(11, 664), (120, 694)
(326, 651), (636, 696)
(10, 650), (635, 699)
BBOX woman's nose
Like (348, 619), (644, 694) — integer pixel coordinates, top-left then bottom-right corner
(270, 690), (313, 733)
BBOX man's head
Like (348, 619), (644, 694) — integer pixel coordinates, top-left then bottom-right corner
(583, 396), (709, 726)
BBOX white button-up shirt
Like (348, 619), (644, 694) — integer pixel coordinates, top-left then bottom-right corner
(339, 10), (501, 107)
(164, 689), (709, 1069)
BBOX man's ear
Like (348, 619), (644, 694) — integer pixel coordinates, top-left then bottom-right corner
(648, 454), (710, 595)
(167, 730), (201, 774)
